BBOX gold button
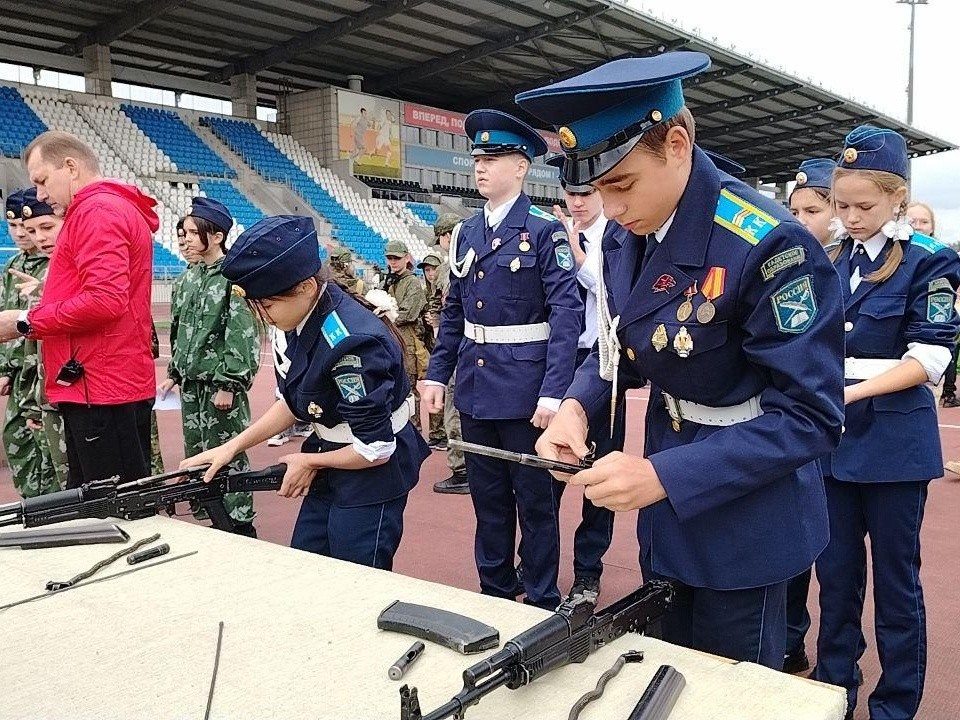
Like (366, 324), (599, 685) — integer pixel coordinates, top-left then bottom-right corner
(477, 358), (485, 367)
(626, 348), (636, 361)
(477, 300), (483, 309)
(477, 271), (485, 279)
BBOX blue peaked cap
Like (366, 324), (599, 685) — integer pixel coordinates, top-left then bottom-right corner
(515, 52), (711, 184)
(792, 158), (836, 196)
(546, 154), (593, 193)
(464, 109), (548, 161)
(838, 125), (909, 179)
(222, 215), (321, 300)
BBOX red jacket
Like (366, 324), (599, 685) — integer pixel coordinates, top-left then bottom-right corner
(29, 180), (158, 405)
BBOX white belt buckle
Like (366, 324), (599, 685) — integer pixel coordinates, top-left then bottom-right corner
(663, 392), (683, 432)
(474, 324), (486, 344)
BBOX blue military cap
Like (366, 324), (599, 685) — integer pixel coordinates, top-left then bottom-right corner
(704, 150), (746, 177)
(19, 187), (55, 219)
(190, 196), (233, 233)
(837, 125), (909, 179)
(221, 215), (321, 300)
(546, 154), (593, 194)
(515, 51), (711, 184)
(792, 158), (836, 194)
(464, 109), (548, 162)
(5, 189), (24, 221)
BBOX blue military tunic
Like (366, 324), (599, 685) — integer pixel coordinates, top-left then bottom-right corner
(825, 232), (960, 482)
(426, 194), (583, 417)
(279, 283), (428, 509)
(568, 146), (846, 591)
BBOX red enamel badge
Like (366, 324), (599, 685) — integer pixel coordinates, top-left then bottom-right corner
(652, 274), (676, 293)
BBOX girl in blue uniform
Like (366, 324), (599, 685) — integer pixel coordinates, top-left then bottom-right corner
(813, 126), (960, 720)
(789, 158), (837, 250)
(184, 215), (428, 570)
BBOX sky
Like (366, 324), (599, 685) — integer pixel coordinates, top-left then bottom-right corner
(624, 0), (960, 245)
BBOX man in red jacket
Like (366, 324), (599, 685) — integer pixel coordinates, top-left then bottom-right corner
(0, 131), (158, 487)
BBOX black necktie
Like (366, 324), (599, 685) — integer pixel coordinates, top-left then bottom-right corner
(634, 233), (657, 286)
(577, 232), (588, 252)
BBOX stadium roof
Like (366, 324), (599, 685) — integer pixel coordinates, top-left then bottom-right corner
(2, 0), (954, 181)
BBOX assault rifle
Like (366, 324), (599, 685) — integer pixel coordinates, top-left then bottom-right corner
(0, 465), (286, 533)
(400, 580), (674, 720)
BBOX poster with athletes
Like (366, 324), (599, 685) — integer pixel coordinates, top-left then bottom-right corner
(337, 89), (401, 179)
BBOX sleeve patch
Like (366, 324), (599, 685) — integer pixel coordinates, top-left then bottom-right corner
(321, 311), (350, 348)
(715, 189), (780, 245)
(334, 372), (367, 403)
(928, 277), (952, 293)
(928, 292), (954, 323)
(760, 246), (807, 282)
(770, 275), (818, 334)
(552, 230), (568, 243)
(332, 354), (362, 370)
(555, 243), (574, 270)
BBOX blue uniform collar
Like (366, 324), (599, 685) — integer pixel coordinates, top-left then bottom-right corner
(285, 283), (345, 388)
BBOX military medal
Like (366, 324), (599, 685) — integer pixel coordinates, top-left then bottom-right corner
(652, 274), (675, 293)
(676, 281), (697, 322)
(307, 402), (323, 418)
(651, 324), (668, 352)
(697, 266), (726, 324)
(518, 241), (531, 252)
(510, 257), (521, 272)
(673, 326), (693, 357)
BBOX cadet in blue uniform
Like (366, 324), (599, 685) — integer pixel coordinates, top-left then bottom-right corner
(184, 215), (429, 569)
(421, 110), (583, 610)
(812, 126), (960, 720)
(547, 155), (627, 602)
(521, 52), (846, 668)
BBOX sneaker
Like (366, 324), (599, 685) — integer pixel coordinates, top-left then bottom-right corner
(293, 423), (313, 437)
(266, 432), (291, 447)
(943, 395), (960, 408)
(782, 649), (810, 674)
(568, 576), (601, 603)
(433, 475), (470, 494)
(945, 460), (960, 476)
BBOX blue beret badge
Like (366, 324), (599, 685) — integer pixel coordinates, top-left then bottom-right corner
(771, 275), (818, 334)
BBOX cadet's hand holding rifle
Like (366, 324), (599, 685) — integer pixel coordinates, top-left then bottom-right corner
(536, 399), (667, 512)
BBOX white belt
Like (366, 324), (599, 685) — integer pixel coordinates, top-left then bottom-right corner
(312, 396), (415, 444)
(662, 391), (763, 430)
(845, 357), (901, 380)
(464, 320), (550, 344)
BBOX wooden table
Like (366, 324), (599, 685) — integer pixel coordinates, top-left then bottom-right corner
(0, 516), (847, 720)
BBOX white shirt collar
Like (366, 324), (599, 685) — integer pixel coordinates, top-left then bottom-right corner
(580, 213), (607, 245)
(851, 231), (888, 262)
(483, 193), (521, 230)
(653, 210), (678, 243)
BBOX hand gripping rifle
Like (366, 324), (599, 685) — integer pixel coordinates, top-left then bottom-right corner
(399, 579), (673, 720)
(0, 465), (287, 533)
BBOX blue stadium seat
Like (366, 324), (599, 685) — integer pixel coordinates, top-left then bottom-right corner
(407, 202), (439, 226)
(203, 116), (388, 266)
(0, 86), (48, 158)
(198, 179), (264, 231)
(122, 104), (236, 178)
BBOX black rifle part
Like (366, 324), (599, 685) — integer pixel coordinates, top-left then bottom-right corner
(127, 543), (170, 565)
(0, 522), (129, 549)
(0, 464), (287, 533)
(627, 665), (685, 720)
(389, 641), (426, 681)
(45, 533), (161, 591)
(0, 550), (199, 612)
(568, 650), (645, 720)
(379, 600), (501, 654)
(204, 621), (225, 720)
(400, 580), (673, 720)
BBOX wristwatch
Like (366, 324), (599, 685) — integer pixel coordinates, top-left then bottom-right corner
(16, 310), (31, 337)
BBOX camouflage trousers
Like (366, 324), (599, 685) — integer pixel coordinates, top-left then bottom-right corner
(150, 410), (164, 475)
(181, 378), (255, 523)
(444, 371), (465, 474)
(400, 327), (430, 432)
(3, 373), (58, 498)
(41, 408), (69, 491)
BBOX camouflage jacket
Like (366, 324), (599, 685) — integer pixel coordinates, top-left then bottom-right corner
(384, 269), (426, 327)
(167, 258), (260, 392)
(330, 264), (365, 295)
(0, 252), (48, 377)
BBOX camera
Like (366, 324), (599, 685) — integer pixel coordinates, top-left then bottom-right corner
(56, 358), (85, 386)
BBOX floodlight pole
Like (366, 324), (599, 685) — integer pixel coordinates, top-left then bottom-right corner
(897, 0), (928, 125)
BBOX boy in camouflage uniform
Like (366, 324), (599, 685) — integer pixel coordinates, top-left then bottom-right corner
(329, 247), (365, 295)
(1, 190), (57, 497)
(430, 213), (469, 493)
(383, 240), (428, 432)
(158, 199), (260, 536)
(418, 250), (447, 448)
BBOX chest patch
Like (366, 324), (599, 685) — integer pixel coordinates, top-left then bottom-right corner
(334, 373), (367, 403)
(322, 311), (350, 348)
(770, 275), (818, 334)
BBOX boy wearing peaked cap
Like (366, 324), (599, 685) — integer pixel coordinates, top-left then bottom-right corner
(523, 52), (846, 667)
(421, 109), (583, 609)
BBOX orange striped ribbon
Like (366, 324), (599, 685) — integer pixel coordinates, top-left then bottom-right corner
(701, 266), (726, 301)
